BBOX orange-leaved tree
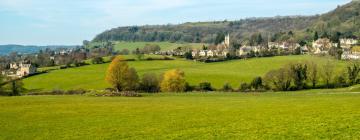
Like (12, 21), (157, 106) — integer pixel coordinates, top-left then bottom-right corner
(160, 69), (186, 92)
(106, 56), (139, 92)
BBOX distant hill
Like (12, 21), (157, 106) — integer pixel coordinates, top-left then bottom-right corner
(0, 45), (78, 55)
(93, 0), (360, 44)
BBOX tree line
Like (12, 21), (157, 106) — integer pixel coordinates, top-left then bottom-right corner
(106, 55), (360, 93)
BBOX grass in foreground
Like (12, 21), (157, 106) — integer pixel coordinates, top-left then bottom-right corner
(0, 91), (360, 139)
(23, 55), (349, 91)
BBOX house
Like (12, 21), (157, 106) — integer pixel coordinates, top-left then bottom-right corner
(340, 38), (358, 49)
(199, 50), (207, 57)
(191, 50), (199, 57)
(206, 50), (215, 57)
(342, 51), (360, 60)
(7, 62), (37, 78)
(238, 46), (253, 56)
(300, 46), (310, 54)
(268, 42), (281, 49)
(312, 38), (334, 54)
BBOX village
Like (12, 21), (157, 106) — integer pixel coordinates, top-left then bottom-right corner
(1, 33), (359, 78)
(156, 34), (359, 61)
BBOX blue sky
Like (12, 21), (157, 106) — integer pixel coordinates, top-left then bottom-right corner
(0, 0), (351, 45)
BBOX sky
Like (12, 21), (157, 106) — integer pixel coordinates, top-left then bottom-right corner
(0, 0), (352, 45)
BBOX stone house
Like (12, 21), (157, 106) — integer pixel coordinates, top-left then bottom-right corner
(8, 62), (37, 77)
(312, 38), (334, 54)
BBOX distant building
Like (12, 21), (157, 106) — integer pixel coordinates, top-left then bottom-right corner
(342, 51), (360, 60)
(340, 38), (358, 49)
(312, 38), (334, 54)
(199, 50), (207, 57)
(7, 62), (37, 77)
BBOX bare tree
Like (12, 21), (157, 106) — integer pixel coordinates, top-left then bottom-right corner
(321, 60), (334, 88)
(307, 61), (318, 88)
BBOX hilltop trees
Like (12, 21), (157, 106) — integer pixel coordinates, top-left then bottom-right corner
(160, 69), (187, 92)
(106, 56), (139, 92)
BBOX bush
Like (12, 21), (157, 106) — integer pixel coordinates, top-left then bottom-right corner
(92, 57), (105, 64)
(160, 69), (186, 92)
(198, 82), (213, 91)
(250, 77), (263, 90)
(222, 83), (233, 92)
(239, 83), (251, 92)
(140, 73), (160, 93)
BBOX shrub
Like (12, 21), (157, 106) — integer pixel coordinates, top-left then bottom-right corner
(160, 69), (186, 92)
(106, 56), (139, 92)
(140, 73), (160, 93)
(251, 77), (263, 90)
(198, 82), (213, 91)
(222, 83), (233, 92)
(239, 83), (251, 92)
(92, 57), (105, 64)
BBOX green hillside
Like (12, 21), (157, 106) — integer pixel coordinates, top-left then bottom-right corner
(1, 92), (360, 139)
(23, 55), (348, 91)
(93, 1), (360, 44)
(113, 42), (205, 51)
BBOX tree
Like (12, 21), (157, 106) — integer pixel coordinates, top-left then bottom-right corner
(290, 63), (308, 90)
(222, 83), (233, 92)
(347, 63), (360, 85)
(0, 74), (4, 94)
(140, 73), (160, 93)
(124, 68), (139, 91)
(251, 77), (263, 90)
(9, 80), (23, 96)
(239, 83), (251, 92)
(199, 82), (213, 91)
(160, 69), (186, 92)
(321, 61), (335, 88)
(92, 57), (104, 64)
(314, 31), (319, 41)
(215, 33), (225, 45)
(184, 52), (193, 60)
(134, 48), (144, 60)
(105, 56), (139, 92)
(264, 68), (292, 91)
(306, 61), (318, 88)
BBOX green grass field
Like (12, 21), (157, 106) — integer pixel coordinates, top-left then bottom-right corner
(23, 55), (349, 91)
(114, 42), (205, 51)
(1, 91), (360, 139)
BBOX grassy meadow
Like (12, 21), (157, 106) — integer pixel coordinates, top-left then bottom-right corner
(23, 55), (349, 91)
(1, 91), (360, 139)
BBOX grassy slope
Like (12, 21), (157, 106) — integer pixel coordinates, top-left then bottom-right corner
(23, 55), (349, 91)
(1, 92), (360, 139)
(114, 42), (205, 51)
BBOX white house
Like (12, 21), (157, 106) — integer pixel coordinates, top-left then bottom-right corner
(199, 50), (207, 57)
(340, 38), (358, 49)
(207, 50), (215, 57)
(238, 46), (253, 56)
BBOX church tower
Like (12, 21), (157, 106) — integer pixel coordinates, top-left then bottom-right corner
(224, 34), (230, 47)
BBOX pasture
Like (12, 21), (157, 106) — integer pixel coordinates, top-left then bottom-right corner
(23, 55), (349, 91)
(1, 91), (360, 139)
